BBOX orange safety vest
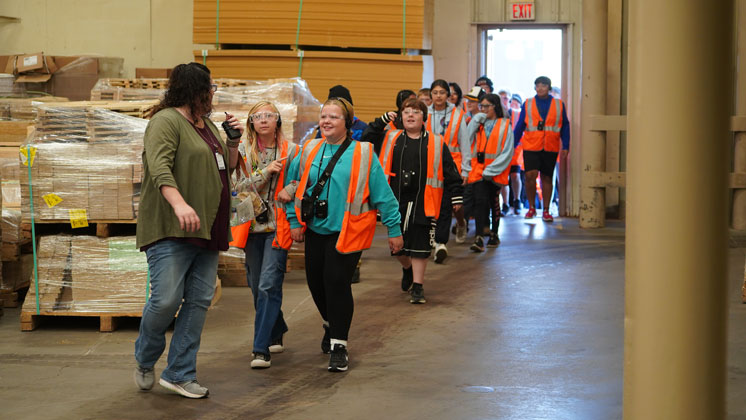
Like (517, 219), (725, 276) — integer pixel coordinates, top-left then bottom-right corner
(425, 107), (466, 173)
(521, 97), (564, 153)
(292, 138), (378, 254)
(229, 140), (299, 250)
(379, 129), (445, 219)
(386, 120), (397, 131)
(509, 110), (524, 169)
(467, 118), (512, 186)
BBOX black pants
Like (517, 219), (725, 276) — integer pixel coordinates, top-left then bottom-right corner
(474, 180), (499, 237)
(463, 184), (474, 221)
(434, 188), (452, 244)
(304, 229), (362, 341)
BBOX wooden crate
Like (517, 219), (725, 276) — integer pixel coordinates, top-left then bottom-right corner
(193, 0), (433, 50)
(195, 49), (428, 123)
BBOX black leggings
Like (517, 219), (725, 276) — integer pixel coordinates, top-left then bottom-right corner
(474, 180), (499, 236)
(304, 229), (362, 341)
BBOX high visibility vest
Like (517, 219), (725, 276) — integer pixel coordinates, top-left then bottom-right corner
(229, 140), (299, 250)
(386, 121), (397, 131)
(425, 107), (466, 173)
(292, 138), (378, 254)
(521, 97), (564, 152)
(467, 118), (512, 186)
(379, 129), (445, 219)
(508, 110), (524, 168)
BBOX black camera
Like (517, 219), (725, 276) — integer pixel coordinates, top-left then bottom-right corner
(401, 170), (416, 191)
(315, 200), (328, 219)
(255, 209), (269, 224)
(537, 120), (545, 131)
(301, 196), (314, 222)
(477, 152), (486, 164)
(222, 112), (242, 140)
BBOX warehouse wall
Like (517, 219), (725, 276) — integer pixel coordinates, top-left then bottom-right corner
(0, 0), (194, 78)
(432, 0), (584, 216)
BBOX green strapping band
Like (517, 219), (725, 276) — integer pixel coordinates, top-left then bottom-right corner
(202, 50), (208, 66)
(215, 0), (220, 49)
(295, 0), (304, 50)
(402, 0), (407, 53)
(26, 145), (40, 315)
(297, 51), (304, 78)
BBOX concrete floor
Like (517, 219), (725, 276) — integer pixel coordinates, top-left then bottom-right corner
(1, 216), (744, 420)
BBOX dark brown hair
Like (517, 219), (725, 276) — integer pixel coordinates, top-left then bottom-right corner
(400, 97), (428, 121)
(149, 63), (213, 121)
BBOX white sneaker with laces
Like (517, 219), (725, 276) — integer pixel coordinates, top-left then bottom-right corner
(455, 223), (467, 243)
(434, 243), (448, 264)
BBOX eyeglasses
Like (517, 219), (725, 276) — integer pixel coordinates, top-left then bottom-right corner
(478, 104), (494, 110)
(249, 112), (279, 122)
(402, 109), (423, 116)
(210, 84), (218, 92)
(320, 114), (344, 121)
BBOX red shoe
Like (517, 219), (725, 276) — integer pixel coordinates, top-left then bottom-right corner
(542, 210), (554, 222)
(525, 208), (537, 219)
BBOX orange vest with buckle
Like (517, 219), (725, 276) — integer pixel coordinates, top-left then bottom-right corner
(379, 129), (445, 219)
(229, 140), (298, 250)
(509, 110), (524, 169)
(521, 97), (563, 152)
(292, 138), (378, 254)
(467, 118), (512, 186)
(425, 107), (466, 173)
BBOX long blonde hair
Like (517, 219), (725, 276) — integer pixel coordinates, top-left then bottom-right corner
(245, 101), (282, 169)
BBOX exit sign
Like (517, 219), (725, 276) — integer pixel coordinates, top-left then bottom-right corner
(510, 1), (535, 21)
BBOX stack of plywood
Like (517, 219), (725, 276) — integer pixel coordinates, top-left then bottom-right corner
(193, 0), (432, 50)
(0, 97), (69, 151)
(195, 50), (427, 123)
(20, 104), (146, 222)
(23, 235), (69, 312)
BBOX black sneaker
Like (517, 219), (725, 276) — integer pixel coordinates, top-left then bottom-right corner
(321, 324), (331, 354)
(410, 284), (426, 304)
(501, 203), (509, 216)
(487, 233), (500, 248)
(470, 236), (485, 252)
(251, 352), (271, 369)
(401, 266), (413, 292)
(269, 335), (284, 353)
(328, 344), (349, 372)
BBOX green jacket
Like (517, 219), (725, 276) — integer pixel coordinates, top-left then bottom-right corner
(135, 108), (232, 248)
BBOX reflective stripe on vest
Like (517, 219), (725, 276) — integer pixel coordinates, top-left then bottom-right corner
(523, 97), (563, 152)
(379, 130), (445, 218)
(467, 118), (512, 185)
(425, 107), (465, 172)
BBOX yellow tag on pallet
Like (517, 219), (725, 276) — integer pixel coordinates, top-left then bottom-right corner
(69, 209), (89, 228)
(20, 146), (37, 167)
(42, 193), (63, 208)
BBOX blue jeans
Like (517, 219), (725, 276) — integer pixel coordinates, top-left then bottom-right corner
(135, 240), (218, 383)
(244, 232), (289, 355)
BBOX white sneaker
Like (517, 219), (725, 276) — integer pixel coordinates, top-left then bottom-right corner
(455, 223), (467, 243)
(433, 243), (447, 264)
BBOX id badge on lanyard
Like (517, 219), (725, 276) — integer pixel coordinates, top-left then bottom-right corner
(216, 152), (226, 171)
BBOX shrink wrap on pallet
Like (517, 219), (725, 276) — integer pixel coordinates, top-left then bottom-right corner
(20, 104), (146, 223)
(23, 235), (148, 313)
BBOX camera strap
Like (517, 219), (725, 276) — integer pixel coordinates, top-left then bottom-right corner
(307, 138), (352, 202)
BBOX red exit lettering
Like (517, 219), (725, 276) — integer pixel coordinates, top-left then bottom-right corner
(511, 2), (535, 20)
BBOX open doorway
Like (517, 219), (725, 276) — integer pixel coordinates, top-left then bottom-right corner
(483, 27), (565, 216)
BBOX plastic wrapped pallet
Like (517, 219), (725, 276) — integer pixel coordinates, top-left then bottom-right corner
(90, 77), (321, 144)
(23, 235), (148, 313)
(218, 247), (247, 287)
(20, 104), (146, 222)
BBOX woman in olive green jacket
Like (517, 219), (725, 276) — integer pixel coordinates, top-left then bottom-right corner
(133, 63), (242, 399)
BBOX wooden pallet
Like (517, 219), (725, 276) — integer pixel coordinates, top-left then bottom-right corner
(21, 220), (137, 239)
(20, 310), (142, 332)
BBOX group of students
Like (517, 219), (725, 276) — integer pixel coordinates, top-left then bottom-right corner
(131, 63), (570, 399)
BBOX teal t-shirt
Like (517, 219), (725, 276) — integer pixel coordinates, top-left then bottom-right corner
(285, 141), (402, 238)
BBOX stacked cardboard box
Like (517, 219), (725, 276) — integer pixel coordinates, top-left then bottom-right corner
(20, 104), (146, 222)
(23, 235), (147, 313)
(193, 0), (433, 50)
(217, 247), (247, 287)
(91, 77), (322, 143)
(195, 50), (428, 123)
